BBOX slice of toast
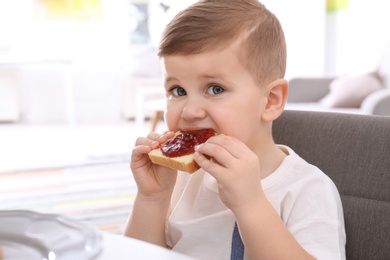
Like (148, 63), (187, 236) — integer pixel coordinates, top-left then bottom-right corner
(148, 129), (216, 173)
(148, 148), (199, 173)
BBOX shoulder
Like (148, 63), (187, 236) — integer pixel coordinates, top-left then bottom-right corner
(274, 147), (346, 259)
(265, 146), (343, 218)
(265, 145), (336, 190)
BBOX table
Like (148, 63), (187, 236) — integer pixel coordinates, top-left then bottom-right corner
(98, 233), (194, 260)
(0, 68), (20, 122)
(0, 56), (75, 124)
(134, 78), (165, 130)
(0, 210), (194, 260)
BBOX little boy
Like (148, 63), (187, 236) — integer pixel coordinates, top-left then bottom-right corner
(124, 0), (346, 259)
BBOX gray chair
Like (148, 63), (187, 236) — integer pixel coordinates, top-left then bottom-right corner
(273, 110), (390, 260)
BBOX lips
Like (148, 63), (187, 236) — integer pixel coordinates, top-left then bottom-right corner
(179, 126), (216, 132)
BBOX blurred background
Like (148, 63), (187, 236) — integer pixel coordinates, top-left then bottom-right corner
(0, 0), (390, 171)
(0, 0), (390, 234)
(1, 0), (389, 126)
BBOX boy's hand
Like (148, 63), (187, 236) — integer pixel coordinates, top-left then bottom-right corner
(193, 134), (264, 212)
(131, 131), (177, 199)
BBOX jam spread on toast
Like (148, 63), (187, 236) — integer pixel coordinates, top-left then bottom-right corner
(161, 129), (216, 157)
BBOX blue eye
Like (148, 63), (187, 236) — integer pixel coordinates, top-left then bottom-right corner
(207, 84), (224, 95)
(171, 86), (187, 96)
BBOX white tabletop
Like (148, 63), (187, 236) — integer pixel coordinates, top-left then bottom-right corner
(0, 209), (193, 259)
(97, 233), (194, 260)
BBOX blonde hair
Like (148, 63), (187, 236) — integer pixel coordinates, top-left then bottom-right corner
(158, 0), (286, 86)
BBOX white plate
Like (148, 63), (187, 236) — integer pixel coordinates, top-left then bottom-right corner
(0, 210), (102, 260)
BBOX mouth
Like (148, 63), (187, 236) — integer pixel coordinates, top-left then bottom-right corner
(179, 127), (216, 133)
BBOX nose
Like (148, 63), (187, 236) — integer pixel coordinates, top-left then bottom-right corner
(181, 99), (206, 121)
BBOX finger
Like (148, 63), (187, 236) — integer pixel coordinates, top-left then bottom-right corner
(146, 131), (175, 144)
(195, 141), (233, 169)
(135, 136), (159, 149)
(132, 144), (153, 157)
(193, 151), (225, 175)
(206, 134), (248, 159)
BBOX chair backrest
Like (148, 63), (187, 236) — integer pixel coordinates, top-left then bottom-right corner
(273, 110), (390, 260)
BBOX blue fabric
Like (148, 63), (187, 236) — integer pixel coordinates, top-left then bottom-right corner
(231, 222), (244, 260)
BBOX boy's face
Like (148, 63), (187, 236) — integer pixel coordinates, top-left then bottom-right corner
(161, 44), (268, 147)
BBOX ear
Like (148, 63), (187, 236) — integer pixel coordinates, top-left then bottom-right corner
(261, 79), (288, 122)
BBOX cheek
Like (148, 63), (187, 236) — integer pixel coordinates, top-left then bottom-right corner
(164, 108), (179, 130)
(212, 109), (240, 133)
(216, 106), (260, 135)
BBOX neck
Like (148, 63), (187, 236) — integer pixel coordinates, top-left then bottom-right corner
(260, 144), (287, 179)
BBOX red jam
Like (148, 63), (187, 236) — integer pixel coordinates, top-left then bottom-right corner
(161, 129), (216, 158)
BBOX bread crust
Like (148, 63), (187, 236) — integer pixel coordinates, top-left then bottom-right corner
(148, 148), (199, 173)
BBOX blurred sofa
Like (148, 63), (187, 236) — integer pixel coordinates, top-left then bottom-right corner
(285, 73), (390, 116)
(286, 42), (390, 116)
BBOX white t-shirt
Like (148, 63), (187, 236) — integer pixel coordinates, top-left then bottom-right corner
(166, 146), (346, 260)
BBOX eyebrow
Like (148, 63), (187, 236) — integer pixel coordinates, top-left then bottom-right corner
(200, 73), (235, 87)
(165, 74), (220, 80)
(164, 76), (178, 85)
(199, 74), (222, 80)
(164, 73), (231, 86)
